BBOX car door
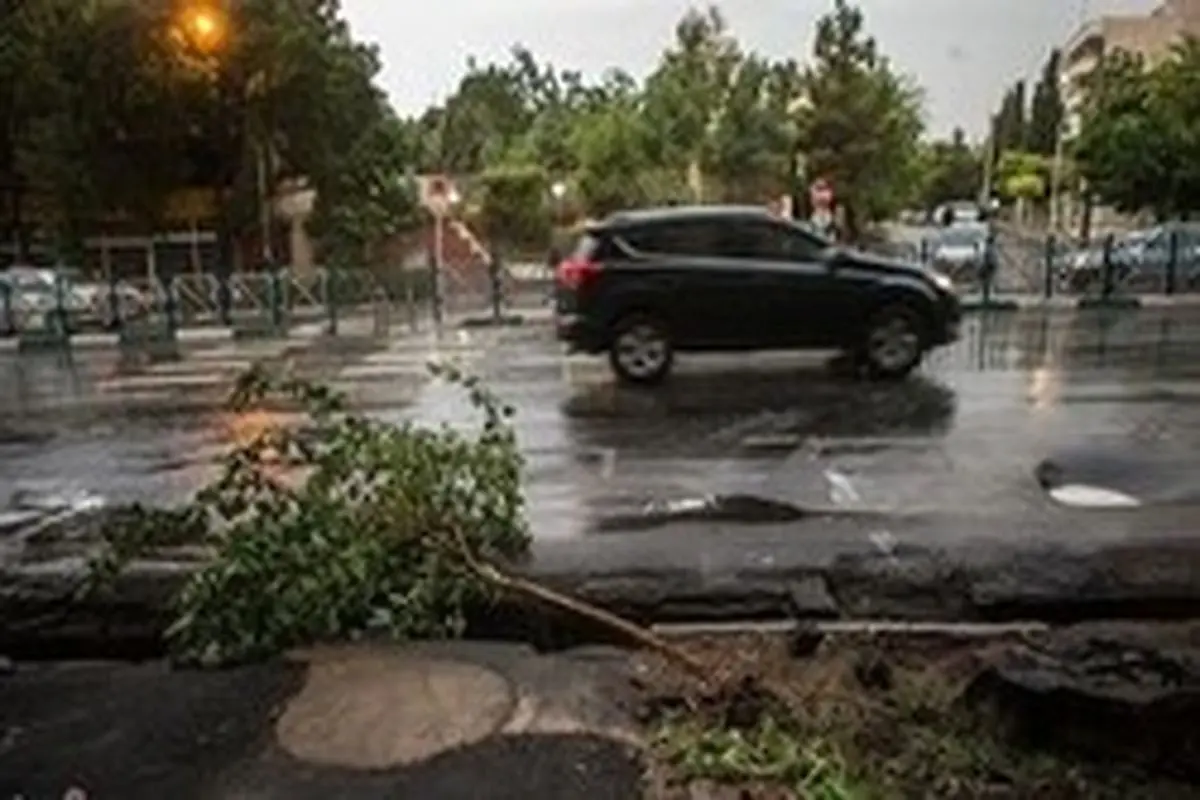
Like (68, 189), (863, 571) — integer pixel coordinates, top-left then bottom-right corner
(714, 220), (833, 347)
(622, 219), (769, 348)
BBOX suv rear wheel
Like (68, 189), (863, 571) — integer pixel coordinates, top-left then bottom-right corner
(861, 304), (925, 380)
(609, 314), (673, 385)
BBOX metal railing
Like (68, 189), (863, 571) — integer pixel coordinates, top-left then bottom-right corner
(0, 253), (555, 343)
(917, 227), (1200, 305)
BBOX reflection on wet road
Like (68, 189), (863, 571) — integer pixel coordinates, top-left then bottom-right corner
(3, 308), (1200, 556)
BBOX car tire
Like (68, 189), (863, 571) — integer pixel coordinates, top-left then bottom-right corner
(860, 304), (926, 381)
(608, 314), (674, 386)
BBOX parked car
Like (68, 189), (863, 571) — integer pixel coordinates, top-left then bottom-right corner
(554, 205), (961, 385)
(928, 224), (989, 284)
(1122, 223), (1200, 289)
(0, 267), (91, 334)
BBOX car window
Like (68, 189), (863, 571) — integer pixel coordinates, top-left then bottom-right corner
(620, 221), (720, 257)
(571, 231), (622, 262)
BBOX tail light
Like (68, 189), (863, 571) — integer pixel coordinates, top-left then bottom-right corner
(555, 257), (602, 291)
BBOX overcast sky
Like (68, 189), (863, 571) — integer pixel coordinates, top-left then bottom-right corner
(340, 0), (1161, 140)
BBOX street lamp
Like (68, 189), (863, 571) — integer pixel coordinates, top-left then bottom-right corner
(178, 4), (227, 54)
(550, 181), (566, 223)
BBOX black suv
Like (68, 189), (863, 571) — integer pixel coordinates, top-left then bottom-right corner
(554, 206), (961, 385)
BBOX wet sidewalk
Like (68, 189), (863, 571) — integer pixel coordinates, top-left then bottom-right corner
(0, 643), (643, 800)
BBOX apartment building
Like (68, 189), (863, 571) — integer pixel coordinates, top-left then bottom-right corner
(1061, 0), (1200, 135)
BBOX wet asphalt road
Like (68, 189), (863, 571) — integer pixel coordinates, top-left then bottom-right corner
(3, 307), (1200, 573)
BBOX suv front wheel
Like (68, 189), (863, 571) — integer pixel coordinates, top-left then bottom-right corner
(860, 304), (926, 380)
(608, 314), (674, 385)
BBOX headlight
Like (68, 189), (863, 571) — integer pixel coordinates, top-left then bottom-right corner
(930, 271), (955, 294)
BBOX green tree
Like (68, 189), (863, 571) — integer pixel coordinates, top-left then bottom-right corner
(642, 6), (741, 199)
(1027, 50), (1064, 156)
(707, 55), (800, 202)
(1073, 46), (1194, 219)
(306, 114), (421, 267)
(799, 0), (924, 238)
(7, 0), (200, 258)
(918, 128), (981, 211)
(474, 163), (552, 250)
(996, 150), (1049, 201)
(571, 102), (669, 215)
(990, 80), (1028, 156)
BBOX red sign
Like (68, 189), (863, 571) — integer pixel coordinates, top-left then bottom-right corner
(810, 179), (834, 210)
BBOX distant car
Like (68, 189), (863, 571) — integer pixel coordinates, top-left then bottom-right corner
(932, 201), (985, 228)
(1123, 223), (1200, 289)
(0, 267), (91, 334)
(554, 205), (962, 385)
(929, 224), (989, 283)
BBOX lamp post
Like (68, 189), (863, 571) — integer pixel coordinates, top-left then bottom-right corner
(550, 180), (567, 222)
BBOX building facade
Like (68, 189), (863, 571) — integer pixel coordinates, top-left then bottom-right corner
(1062, 0), (1200, 136)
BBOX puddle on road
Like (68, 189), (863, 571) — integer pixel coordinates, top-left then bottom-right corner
(1036, 444), (1200, 509)
(591, 493), (812, 532)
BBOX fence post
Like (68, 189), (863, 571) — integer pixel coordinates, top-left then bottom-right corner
(216, 268), (233, 327)
(428, 243), (443, 327)
(980, 230), (997, 307)
(107, 268), (122, 331)
(268, 269), (285, 332)
(321, 268), (338, 336)
(405, 269), (418, 332)
(1100, 233), (1116, 302)
(919, 238), (929, 264)
(488, 246), (504, 323)
(160, 269), (178, 337)
(1165, 229), (1179, 296)
(51, 267), (70, 340)
(1043, 234), (1056, 300)
(0, 279), (11, 335)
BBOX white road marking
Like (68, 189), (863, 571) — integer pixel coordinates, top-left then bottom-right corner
(97, 373), (228, 392)
(599, 447), (618, 480)
(824, 468), (862, 506)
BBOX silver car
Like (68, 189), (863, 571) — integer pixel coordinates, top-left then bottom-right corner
(0, 267), (91, 334)
(929, 224), (988, 282)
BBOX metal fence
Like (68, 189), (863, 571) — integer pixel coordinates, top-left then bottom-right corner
(0, 258), (552, 340)
(916, 226), (1200, 303)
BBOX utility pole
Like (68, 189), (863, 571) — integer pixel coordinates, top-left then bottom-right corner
(256, 139), (274, 266)
(1049, 118), (1065, 234)
(980, 131), (995, 210)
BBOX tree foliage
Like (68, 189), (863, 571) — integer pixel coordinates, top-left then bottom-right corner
(89, 363), (530, 666)
(475, 164), (552, 249)
(1074, 41), (1200, 219)
(996, 150), (1049, 201)
(798, 0), (924, 237)
(918, 128), (981, 211)
(1027, 50), (1064, 156)
(3, 0), (409, 263)
(4, 0), (946, 260)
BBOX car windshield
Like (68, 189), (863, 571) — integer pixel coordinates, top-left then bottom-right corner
(938, 228), (984, 247)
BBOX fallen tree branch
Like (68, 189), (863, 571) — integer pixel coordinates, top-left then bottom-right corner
(442, 527), (712, 681)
